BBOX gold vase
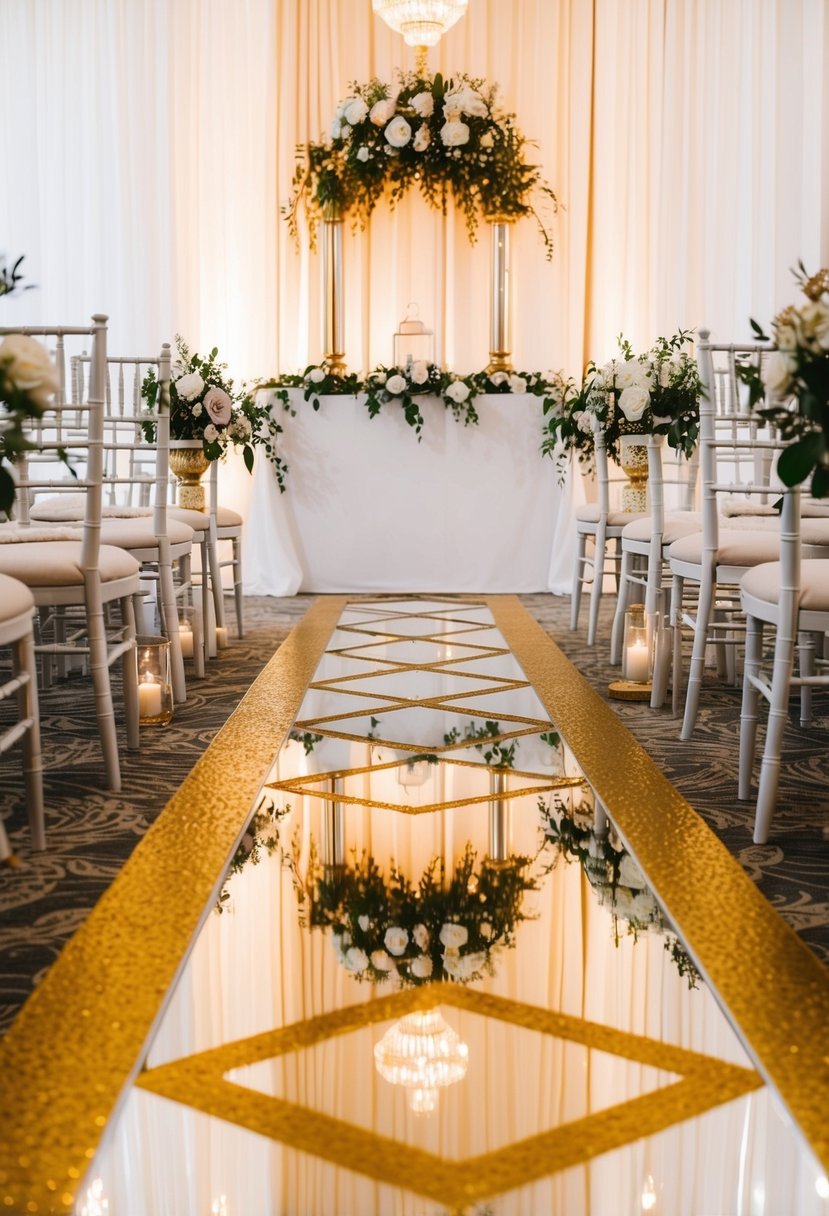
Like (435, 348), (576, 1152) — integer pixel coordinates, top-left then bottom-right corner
(619, 433), (649, 512)
(168, 442), (210, 511)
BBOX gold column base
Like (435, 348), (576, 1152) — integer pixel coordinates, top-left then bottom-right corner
(485, 353), (514, 375)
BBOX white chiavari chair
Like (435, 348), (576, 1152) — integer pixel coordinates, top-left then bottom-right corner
(0, 574), (44, 859)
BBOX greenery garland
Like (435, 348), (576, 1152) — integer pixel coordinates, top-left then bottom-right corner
(286, 70), (558, 258)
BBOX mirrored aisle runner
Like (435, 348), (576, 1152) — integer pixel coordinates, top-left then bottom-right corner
(2, 598), (829, 1215)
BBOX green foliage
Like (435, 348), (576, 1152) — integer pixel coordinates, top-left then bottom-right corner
(0, 254), (31, 297)
(444, 719), (517, 767)
(289, 730), (323, 755)
(286, 71), (558, 258)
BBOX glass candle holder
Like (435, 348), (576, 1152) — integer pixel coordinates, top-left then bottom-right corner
(622, 604), (650, 684)
(136, 635), (174, 726)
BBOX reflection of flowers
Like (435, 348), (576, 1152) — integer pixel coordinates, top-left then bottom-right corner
(307, 843), (536, 987)
(215, 799), (291, 913)
(540, 796), (700, 987)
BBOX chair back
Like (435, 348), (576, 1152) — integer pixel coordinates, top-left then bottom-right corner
(1, 315), (108, 571)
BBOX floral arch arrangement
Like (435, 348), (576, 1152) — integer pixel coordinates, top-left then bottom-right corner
(287, 70), (558, 258)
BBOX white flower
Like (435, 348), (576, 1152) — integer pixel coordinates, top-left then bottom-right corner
(616, 359), (652, 391)
(370, 98), (396, 126)
(443, 85), (488, 119)
(191, 402), (203, 418)
(409, 360), (429, 385)
(384, 925), (409, 956)
(203, 423), (219, 443)
(204, 386), (232, 426)
(230, 416), (251, 440)
(410, 954), (433, 978)
(372, 371), (387, 386)
(358, 914), (370, 932)
(441, 119), (470, 148)
(445, 380), (470, 403)
(489, 371), (509, 387)
(762, 350), (796, 396)
(509, 374), (527, 394)
(479, 130), (495, 149)
(0, 334), (60, 410)
(330, 118), (344, 140)
(308, 367), (326, 383)
(344, 98), (368, 125)
(413, 923), (430, 950)
(798, 301), (829, 352)
(385, 373), (407, 395)
(413, 123), (431, 153)
(479, 920), (494, 940)
(618, 384), (650, 422)
(439, 922), (468, 949)
(370, 949), (395, 972)
(356, 146), (370, 163)
(411, 91), (434, 118)
(444, 950), (486, 980)
(175, 371), (205, 401)
(575, 410), (593, 434)
(343, 946), (369, 973)
(385, 115), (412, 148)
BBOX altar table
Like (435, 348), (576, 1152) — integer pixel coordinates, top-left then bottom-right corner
(244, 390), (578, 594)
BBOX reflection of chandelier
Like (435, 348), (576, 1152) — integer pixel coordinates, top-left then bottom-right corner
(372, 0), (468, 73)
(374, 1008), (468, 1113)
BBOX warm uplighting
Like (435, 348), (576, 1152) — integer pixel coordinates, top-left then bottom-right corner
(374, 1008), (468, 1113)
(372, 0), (468, 48)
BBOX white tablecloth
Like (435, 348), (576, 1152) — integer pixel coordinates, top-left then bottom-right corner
(243, 390), (579, 594)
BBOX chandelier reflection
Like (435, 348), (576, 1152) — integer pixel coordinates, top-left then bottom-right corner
(374, 1008), (468, 1114)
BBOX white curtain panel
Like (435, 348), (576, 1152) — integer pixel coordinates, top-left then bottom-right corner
(2, 0), (828, 530)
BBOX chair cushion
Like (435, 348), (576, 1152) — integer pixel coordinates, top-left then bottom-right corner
(216, 504), (243, 528)
(0, 541), (140, 585)
(0, 524), (81, 543)
(168, 506), (210, 533)
(668, 528), (785, 567)
(621, 512), (702, 543)
(30, 493), (152, 521)
(575, 504), (647, 527)
(0, 573), (34, 618)
(95, 518), (195, 548)
(741, 559), (829, 611)
(719, 496), (777, 518)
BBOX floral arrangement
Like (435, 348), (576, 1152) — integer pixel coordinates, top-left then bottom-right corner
(261, 363), (573, 447)
(143, 336), (288, 491)
(306, 843), (536, 988)
(747, 264), (829, 497)
(542, 330), (702, 472)
(0, 332), (60, 513)
(539, 796), (700, 987)
(286, 70), (558, 257)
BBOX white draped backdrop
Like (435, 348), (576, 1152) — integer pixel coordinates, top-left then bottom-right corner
(2, 0), (829, 583)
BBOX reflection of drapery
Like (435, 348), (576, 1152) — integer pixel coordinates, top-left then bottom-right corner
(3, 0), (826, 534)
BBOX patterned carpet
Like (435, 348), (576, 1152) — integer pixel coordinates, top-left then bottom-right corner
(0, 592), (827, 1036)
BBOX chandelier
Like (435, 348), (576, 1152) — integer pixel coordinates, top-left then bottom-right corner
(374, 1008), (468, 1114)
(372, 0), (469, 73)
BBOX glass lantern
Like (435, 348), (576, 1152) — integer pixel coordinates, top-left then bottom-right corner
(136, 635), (174, 726)
(393, 303), (434, 370)
(622, 604), (650, 685)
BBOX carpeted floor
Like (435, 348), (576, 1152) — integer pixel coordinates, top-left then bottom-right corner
(0, 592), (827, 1036)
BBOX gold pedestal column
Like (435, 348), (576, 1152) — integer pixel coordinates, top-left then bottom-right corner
(322, 206), (346, 374)
(486, 215), (514, 374)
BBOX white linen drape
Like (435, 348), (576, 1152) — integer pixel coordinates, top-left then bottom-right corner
(2, 0), (828, 549)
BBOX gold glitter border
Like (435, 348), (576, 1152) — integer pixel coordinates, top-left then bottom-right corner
(488, 595), (829, 1171)
(0, 597), (347, 1214)
(136, 985), (760, 1211)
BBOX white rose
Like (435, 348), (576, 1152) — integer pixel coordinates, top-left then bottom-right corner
(600, 359), (620, 386)
(489, 371), (509, 387)
(800, 301), (829, 352)
(618, 384), (650, 422)
(358, 914), (370, 932)
(446, 380), (470, 403)
(412, 923), (430, 949)
(385, 373), (407, 395)
(203, 423), (219, 443)
(343, 946), (369, 972)
(413, 123), (431, 153)
(576, 410), (594, 434)
(385, 116), (412, 148)
(370, 949), (395, 972)
(308, 367), (326, 383)
(410, 954), (433, 978)
(439, 922), (468, 949)
(444, 950), (486, 980)
(175, 371), (205, 401)
(411, 91), (434, 118)
(356, 146), (370, 163)
(509, 374), (527, 394)
(191, 402), (203, 418)
(444, 85), (488, 119)
(344, 98), (368, 125)
(370, 98), (396, 126)
(774, 319), (798, 351)
(616, 359), (651, 391)
(762, 350), (796, 396)
(383, 925), (409, 956)
(0, 334), (60, 410)
(409, 360), (429, 385)
(441, 119), (470, 148)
